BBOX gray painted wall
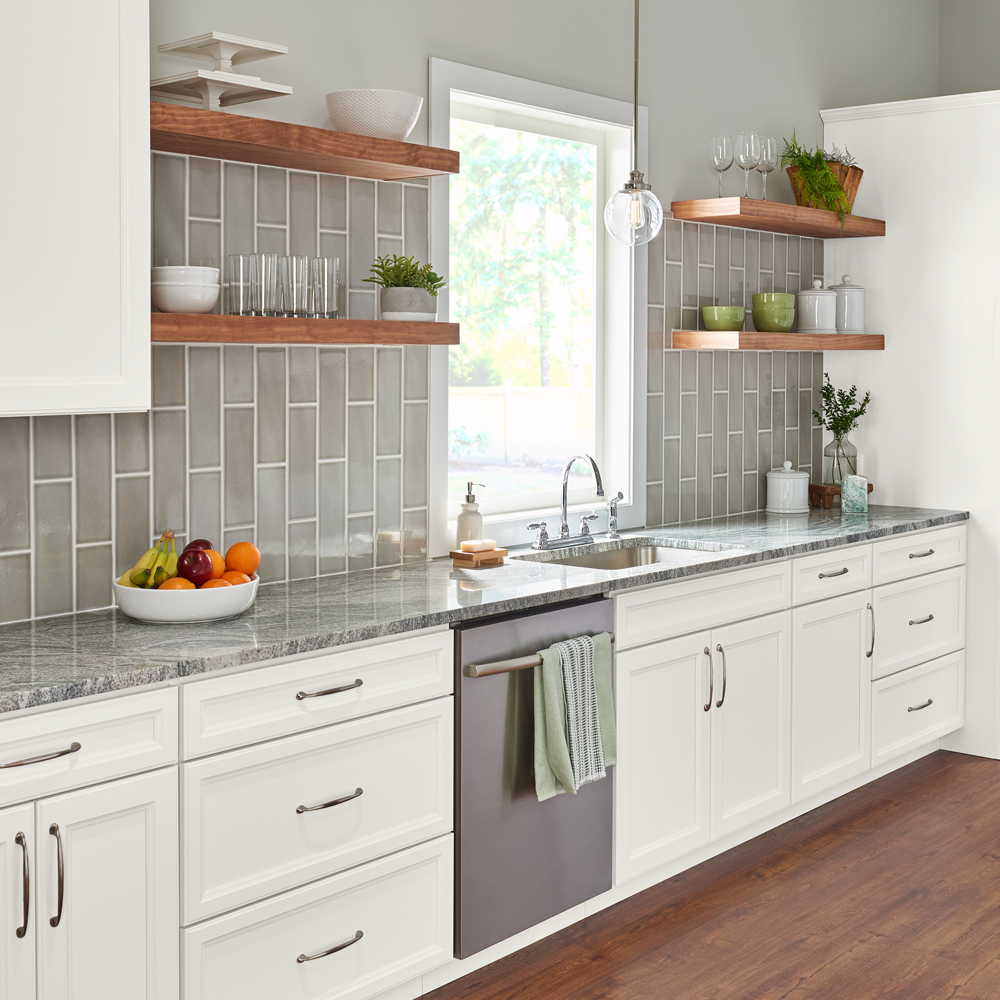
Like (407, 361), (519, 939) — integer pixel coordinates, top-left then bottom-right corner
(940, 0), (1000, 95)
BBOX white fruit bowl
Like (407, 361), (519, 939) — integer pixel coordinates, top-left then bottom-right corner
(325, 89), (423, 141)
(112, 575), (259, 623)
(151, 282), (220, 314)
(151, 266), (219, 284)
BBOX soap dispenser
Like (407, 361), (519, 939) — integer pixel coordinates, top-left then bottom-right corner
(456, 483), (485, 544)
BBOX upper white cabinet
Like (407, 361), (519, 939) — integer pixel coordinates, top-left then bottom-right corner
(0, 0), (150, 415)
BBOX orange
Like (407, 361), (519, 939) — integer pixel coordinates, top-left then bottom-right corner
(159, 577), (195, 590)
(226, 541), (261, 576)
(205, 549), (226, 580)
(200, 579), (232, 589)
(221, 570), (252, 586)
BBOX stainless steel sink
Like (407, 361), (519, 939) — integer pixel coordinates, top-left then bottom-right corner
(515, 536), (744, 571)
(542, 545), (694, 570)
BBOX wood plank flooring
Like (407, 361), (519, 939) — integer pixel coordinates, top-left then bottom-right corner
(430, 751), (1000, 1000)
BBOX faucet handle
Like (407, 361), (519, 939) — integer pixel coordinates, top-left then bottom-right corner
(579, 513), (599, 535)
(527, 522), (549, 550)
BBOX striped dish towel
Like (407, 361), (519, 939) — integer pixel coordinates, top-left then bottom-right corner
(557, 636), (606, 789)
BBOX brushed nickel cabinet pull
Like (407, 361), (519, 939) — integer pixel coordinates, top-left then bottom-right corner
(703, 647), (713, 713)
(818, 567), (849, 579)
(49, 824), (63, 928)
(0, 742), (81, 769)
(297, 929), (363, 963)
(908, 698), (934, 713)
(715, 644), (728, 708)
(296, 679), (363, 701)
(909, 549), (935, 559)
(867, 603), (875, 658)
(909, 614), (935, 626)
(296, 787), (363, 814)
(15, 833), (28, 938)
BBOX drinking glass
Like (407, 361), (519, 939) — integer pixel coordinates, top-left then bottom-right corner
(226, 254), (254, 316)
(251, 253), (279, 316)
(756, 136), (778, 200)
(309, 257), (340, 319)
(735, 132), (761, 198)
(279, 256), (309, 317)
(708, 135), (733, 198)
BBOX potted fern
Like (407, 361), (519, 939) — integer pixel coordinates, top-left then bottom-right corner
(781, 131), (863, 230)
(363, 254), (447, 321)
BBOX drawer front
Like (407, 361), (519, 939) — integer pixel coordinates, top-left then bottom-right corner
(872, 524), (967, 586)
(615, 561), (791, 650)
(182, 697), (453, 922)
(0, 688), (178, 806)
(871, 567), (966, 680)
(182, 629), (453, 758)
(872, 652), (964, 765)
(791, 545), (872, 605)
(183, 835), (453, 1000)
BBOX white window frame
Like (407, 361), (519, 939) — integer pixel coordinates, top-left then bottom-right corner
(428, 58), (648, 554)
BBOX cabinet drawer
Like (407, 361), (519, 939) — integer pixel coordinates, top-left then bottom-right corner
(792, 545), (872, 605)
(182, 697), (453, 922)
(183, 835), (453, 1000)
(872, 524), (967, 586)
(0, 688), (177, 806)
(871, 567), (965, 680)
(615, 561), (791, 650)
(182, 629), (452, 758)
(872, 652), (964, 765)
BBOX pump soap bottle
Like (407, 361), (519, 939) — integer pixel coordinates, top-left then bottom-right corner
(456, 483), (485, 545)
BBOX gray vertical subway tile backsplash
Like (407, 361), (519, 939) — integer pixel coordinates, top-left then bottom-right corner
(34, 482), (73, 618)
(76, 415), (112, 545)
(0, 418), (30, 552)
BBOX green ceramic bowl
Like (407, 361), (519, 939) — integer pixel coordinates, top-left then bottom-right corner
(752, 292), (796, 333)
(702, 306), (745, 331)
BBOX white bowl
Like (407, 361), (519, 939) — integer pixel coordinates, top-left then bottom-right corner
(151, 266), (219, 284)
(325, 89), (423, 141)
(113, 575), (258, 623)
(151, 282), (220, 314)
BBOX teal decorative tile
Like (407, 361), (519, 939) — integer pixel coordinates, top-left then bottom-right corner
(842, 475), (869, 513)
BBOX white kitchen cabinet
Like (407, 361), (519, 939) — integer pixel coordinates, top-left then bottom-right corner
(0, 805), (34, 1000)
(791, 592), (872, 803)
(1, 0), (150, 415)
(35, 768), (178, 1000)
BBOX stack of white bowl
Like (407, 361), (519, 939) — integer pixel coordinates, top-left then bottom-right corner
(151, 266), (220, 314)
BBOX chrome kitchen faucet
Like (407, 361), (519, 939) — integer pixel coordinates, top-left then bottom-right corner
(527, 454), (609, 550)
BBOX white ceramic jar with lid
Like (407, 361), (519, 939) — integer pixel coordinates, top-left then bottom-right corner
(765, 461), (810, 514)
(796, 279), (837, 334)
(829, 274), (865, 333)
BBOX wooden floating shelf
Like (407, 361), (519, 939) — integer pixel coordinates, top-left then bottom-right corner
(670, 330), (884, 351)
(670, 197), (885, 239)
(150, 101), (460, 180)
(151, 313), (460, 345)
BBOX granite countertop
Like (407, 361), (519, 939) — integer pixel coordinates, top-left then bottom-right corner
(0, 505), (967, 714)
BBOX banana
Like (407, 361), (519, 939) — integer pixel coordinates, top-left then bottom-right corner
(153, 535), (178, 588)
(117, 571), (138, 588)
(128, 540), (162, 587)
(145, 537), (172, 589)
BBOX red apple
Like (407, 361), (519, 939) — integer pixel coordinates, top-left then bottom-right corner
(184, 538), (215, 553)
(177, 548), (214, 586)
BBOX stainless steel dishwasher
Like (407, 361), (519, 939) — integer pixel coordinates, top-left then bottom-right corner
(452, 596), (614, 958)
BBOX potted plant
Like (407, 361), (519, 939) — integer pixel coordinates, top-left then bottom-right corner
(363, 254), (447, 321)
(781, 131), (863, 230)
(812, 373), (871, 485)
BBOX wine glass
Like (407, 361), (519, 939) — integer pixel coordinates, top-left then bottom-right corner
(708, 135), (733, 198)
(735, 132), (761, 198)
(756, 136), (778, 200)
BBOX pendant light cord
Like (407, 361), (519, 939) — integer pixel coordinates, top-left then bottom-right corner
(632, 0), (639, 173)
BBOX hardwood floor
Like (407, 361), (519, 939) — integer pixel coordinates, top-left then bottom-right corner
(430, 751), (1000, 1000)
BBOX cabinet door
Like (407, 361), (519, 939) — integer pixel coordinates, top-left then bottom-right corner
(791, 593), (872, 804)
(0, 805), (34, 1000)
(615, 632), (712, 883)
(710, 612), (791, 840)
(1, 0), (149, 415)
(36, 769), (178, 1000)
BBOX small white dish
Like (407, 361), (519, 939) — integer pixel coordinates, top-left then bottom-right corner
(113, 575), (258, 623)
(151, 282), (220, 314)
(151, 266), (220, 284)
(325, 89), (423, 141)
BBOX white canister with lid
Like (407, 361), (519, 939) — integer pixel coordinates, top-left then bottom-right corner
(796, 279), (837, 334)
(766, 461), (810, 514)
(829, 274), (865, 333)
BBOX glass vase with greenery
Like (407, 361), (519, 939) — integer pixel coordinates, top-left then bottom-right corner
(812, 373), (871, 485)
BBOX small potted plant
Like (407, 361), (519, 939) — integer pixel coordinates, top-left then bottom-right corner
(363, 254), (447, 321)
(781, 131), (863, 230)
(812, 373), (871, 485)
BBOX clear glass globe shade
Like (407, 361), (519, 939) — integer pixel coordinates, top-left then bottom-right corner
(604, 187), (664, 246)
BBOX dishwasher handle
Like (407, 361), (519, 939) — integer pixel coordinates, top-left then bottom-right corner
(465, 633), (615, 677)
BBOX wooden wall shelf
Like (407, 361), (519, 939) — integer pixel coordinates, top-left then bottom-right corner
(670, 330), (884, 351)
(150, 101), (460, 180)
(670, 197), (885, 239)
(151, 313), (460, 345)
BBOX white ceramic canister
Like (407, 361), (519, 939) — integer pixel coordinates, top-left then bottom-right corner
(796, 279), (838, 334)
(829, 274), (865, 333)
(765, 461), (810, 514)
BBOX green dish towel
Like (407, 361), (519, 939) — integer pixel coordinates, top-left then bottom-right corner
(533, 632), (616, 802)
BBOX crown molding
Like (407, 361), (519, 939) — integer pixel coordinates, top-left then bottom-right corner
(821, 89), (1000, 123)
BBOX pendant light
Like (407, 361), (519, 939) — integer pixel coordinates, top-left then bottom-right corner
(604, 0), (663, 247)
